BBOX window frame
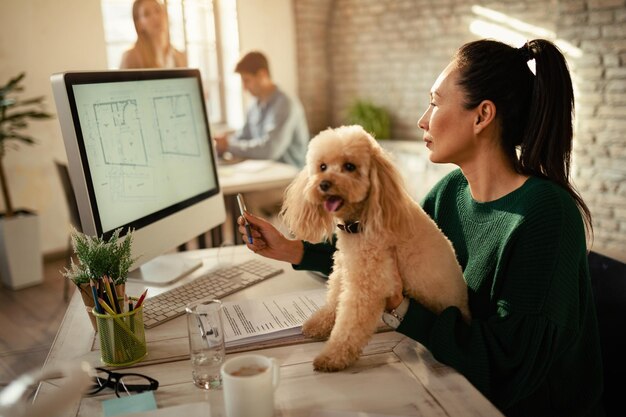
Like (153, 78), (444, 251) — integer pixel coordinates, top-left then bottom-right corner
(100, 0), (241, 126)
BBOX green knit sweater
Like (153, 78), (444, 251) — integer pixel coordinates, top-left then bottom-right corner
(296, 169), (604, 417)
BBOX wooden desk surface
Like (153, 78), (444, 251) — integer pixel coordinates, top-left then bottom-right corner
(38, 246), (503, 417)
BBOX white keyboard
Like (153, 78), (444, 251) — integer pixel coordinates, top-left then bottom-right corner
(142, 259), (283, 328)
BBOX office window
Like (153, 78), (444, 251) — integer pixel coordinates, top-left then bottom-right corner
(100, 0), (243, 126)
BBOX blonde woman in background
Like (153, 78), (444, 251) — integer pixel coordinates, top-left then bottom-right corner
(120, 0), (187, 69)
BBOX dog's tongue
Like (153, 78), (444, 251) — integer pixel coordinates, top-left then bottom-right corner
(324, 196), (343, 212)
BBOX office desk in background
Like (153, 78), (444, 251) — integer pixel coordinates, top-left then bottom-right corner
(190, 160), (298, 248)
(37, 246), (503, 417)
(218, 159), (299, 195)
(218, 160), (299, 245)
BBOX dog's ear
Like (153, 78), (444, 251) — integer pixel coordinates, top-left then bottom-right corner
(362, 146), (412, 237)
(280, 168), (334, 242)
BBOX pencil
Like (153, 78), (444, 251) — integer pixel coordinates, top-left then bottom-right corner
(134, 289), (148, 309)
(97, 297), (140, 359)
(101, 276), (113, 311)
(126, 295), (135, 332)
(90, 280), (103, 314)
(97, 297), (117, 316)
(108, 276), (122, 314)
(103, 276), (117, 314)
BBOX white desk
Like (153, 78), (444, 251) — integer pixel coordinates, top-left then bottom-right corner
(216, 160), (299, 245)
(218, 159), (299, 195)
(37, 246), (503, 417)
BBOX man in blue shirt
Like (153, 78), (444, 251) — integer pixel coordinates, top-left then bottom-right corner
(214, 51), (309, 168)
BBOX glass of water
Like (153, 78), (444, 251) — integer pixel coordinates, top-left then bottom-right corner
(185, 299), (225, 390)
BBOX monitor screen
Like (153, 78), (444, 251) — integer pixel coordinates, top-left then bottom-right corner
(51, 69), (226, 285)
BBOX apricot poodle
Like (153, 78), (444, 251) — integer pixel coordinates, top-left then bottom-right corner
(281, 125), (470, 372)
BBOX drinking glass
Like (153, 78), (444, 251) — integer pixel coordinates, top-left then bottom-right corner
(185, 299), (225, 389)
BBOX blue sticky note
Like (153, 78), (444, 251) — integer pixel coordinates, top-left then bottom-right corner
(102, 391), (158, 417)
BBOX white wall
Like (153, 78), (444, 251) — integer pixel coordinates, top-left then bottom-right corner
(237, 0), (298, 100)
(0, 0), (297, 256)
(0, 0), (108, 255)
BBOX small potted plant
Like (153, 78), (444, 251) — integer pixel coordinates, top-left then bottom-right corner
(0, 72), (53, 289)
(62, 227), (135, 330)
(345, 99), (391, 140)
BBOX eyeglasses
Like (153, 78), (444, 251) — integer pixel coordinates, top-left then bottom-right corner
(87, 367), (159, 397)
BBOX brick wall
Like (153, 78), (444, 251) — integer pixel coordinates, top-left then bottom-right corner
(293, 0), (334, 135)
(560, 0), (626, 258)
(294, 0), (626, 258)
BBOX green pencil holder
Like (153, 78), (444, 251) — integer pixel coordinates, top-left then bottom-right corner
(92, 299), (147, 366)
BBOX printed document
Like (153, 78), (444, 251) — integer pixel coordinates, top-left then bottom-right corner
(221, 289), (326, 348)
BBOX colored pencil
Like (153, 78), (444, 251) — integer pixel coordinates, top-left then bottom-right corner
(97, 297), (117, 316)
(102, 275), (117, 314)
(90, 280), (103, 314)
(134, 289), (148, 309)
(108, 276), (122, 314)
(126, 294), (135, 332)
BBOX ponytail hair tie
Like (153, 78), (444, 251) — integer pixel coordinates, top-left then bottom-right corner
(518, 42), (533, 62)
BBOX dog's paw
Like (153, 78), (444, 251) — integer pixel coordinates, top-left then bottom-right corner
(302, 319), (332, 340)
(302, 309), (334, 339)
(313, 352), (352, 372)
(312, 342), (361, 372)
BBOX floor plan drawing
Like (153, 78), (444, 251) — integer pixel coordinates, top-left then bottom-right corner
(154, 94), (200, 156)
(94, 99), (148, 166)
(89, 92), (203, 205)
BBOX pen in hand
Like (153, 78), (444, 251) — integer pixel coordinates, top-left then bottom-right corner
(236, 193), (254, 244)
(243, 221), (253, 245)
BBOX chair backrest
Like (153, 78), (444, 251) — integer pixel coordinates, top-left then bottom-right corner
(55, 161), (82, 233)
(588, 251), (626, 417)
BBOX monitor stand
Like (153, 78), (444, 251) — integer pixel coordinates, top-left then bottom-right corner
(127, 253), (203, 286)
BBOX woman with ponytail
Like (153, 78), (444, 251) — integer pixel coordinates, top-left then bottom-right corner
(383, 38), (603, 416)
(235, 39), (604, 416)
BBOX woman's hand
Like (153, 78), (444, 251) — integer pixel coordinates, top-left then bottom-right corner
(238, 212), (304, 265)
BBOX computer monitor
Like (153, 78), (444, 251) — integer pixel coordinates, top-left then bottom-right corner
(51, 69), (226, 285)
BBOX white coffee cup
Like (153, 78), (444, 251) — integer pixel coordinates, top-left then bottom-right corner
(220, 354), (280, 417)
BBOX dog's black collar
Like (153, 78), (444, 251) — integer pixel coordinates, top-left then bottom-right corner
(337, 221), (361, 234)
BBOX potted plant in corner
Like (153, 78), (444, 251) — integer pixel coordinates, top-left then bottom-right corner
(62, 227), (135, 331)
(346, 99), (391, 140)
(0, 72), (53, 289)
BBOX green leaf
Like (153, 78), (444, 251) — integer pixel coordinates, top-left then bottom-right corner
(346, 100), (391, 139)
(0, 72), (55, 214)
(0, 133), (36, 144)
(0, 98), (16, 107)
(62, 227), (136, 285)
(2, 110), (52, 121)
(0, 73), (26, 96)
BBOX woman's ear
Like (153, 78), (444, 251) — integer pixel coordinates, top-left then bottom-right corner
(474, 100), (496, 134)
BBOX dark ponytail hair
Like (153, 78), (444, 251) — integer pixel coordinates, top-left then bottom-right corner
(455, 39), (593, 240)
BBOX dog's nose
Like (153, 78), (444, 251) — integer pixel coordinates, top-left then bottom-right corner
(319, 180), (332, 192)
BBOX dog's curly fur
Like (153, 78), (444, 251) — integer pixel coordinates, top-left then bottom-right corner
(281, 125), (470, 372)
